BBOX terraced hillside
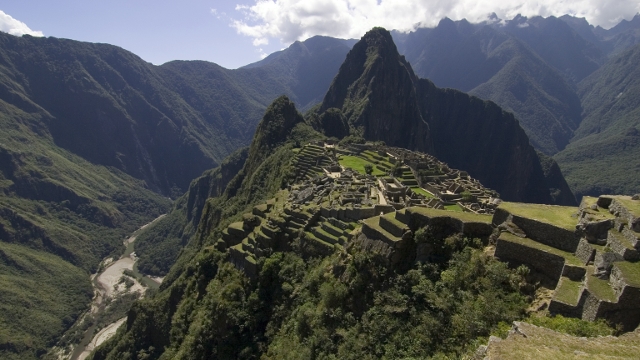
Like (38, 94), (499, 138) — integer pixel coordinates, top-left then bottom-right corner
(493, 196), (640, 330)
(222, 142), (640, 331)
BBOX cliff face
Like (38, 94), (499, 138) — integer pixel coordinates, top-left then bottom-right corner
(318, 28), (575, 205)
(417, 79), (553, 203)
(320, 28), (433, 153)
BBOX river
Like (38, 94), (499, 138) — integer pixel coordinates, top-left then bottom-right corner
(65, 214), (166, 360)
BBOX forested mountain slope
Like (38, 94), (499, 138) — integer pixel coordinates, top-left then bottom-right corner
(555, 43), (640, 197)
(0, 32), (350, 359)
(392, 17), (584, 155)
(91, 94), (533, 360)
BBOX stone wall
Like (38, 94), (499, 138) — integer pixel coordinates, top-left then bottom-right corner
(575, 239), (595, 264)
(562, 264), (586, 281)
(462, 222), (494, 239)
(510, 215), (580, 252)
(492, 208), (510, 227)
(494, 237), (566, 284)
(609, 198), (640, 232)
(320, 206), (378, 221)
(549, 289), (587, 318)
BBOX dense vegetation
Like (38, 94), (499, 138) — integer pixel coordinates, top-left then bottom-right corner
(92, 233), (530, 359)
(0, 28), (351, 358)
(0, 98), (169, 359)
(555, 43), (640, 198)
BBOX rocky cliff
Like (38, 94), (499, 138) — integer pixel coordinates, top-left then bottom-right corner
(317, 28), (575, 205)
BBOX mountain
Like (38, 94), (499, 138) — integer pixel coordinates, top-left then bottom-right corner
(561, 14), (640, 57)
(555, 43), (640, 197)
(319, 28), (433, 152)
(392, 18), (583, 155)
(318, 28), (574, 205)
(496, 15), (605, 83)
(0, 32), (351, 359)
(91, 92), (537, 360)
(391, 14), (640, 199)
(242, 36), (356, 110)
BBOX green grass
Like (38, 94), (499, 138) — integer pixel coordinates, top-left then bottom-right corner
(586, 270), (617, 302)
(580, 196), (615, 221)
(0, 242), (93, 359)
(553, 277), (583, 305)
(499, 202), (579, 230)
(498, 232), (583, 266)
(338, 155), (386, 176)
(525, 314), (615, 337)
(612, 196), (640, 217)
(362, 217), (401, 242)
(410, 187), (434, 199)
(408, 206), (492, 224)
(614, 261), (640, 287)
(444, 204), (463, 212)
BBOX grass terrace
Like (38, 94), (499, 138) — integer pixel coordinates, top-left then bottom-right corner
(411, 187), (435, 199)
(444, 204), (463, 212)
(485, 321), (638, 359)
(499, 202), (579, 230)
(409, 206), (492, 224)
(361, 150), (393, 166)
(611, 196), (640, 217)
(615, 261), (640, 288)
(580, 196), (616, 220)
(586, 267), (617, 302)
(553, 277), (583, 305)
(498, 232), (583, 266)
(338, 155), (386, 176)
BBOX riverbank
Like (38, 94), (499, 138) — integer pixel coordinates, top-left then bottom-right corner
(49, 214), (166, 360)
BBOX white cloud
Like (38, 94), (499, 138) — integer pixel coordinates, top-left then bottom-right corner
(231, 0), (640, 46)
(0, 10), (44, 37)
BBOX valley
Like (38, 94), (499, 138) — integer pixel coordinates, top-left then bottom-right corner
(50, 214), (165, 360)
(0, 11), (639, 360)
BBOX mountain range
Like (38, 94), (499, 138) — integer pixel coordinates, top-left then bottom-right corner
(391, 14), (640, 197)
(0, 12), (639, 359)
(89, 27), (632, 359)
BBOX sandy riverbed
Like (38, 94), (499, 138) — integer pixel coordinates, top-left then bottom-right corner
(77, 317), (127, 360)
(64, 214), (166, 360)
(96, 256), (144, 298)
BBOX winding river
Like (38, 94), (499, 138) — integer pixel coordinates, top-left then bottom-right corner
(68, 214), (166, 360)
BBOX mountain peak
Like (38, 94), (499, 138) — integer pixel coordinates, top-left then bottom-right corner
(319, 27), (432, 152)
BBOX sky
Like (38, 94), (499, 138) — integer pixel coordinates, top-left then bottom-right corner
(1, 0), (639, 69)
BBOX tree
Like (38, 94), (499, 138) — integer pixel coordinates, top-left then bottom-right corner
(364, 164), (373, 175)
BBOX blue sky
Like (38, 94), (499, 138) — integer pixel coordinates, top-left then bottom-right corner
(1, 1), (639, 69)
(0, 1), (287, 69)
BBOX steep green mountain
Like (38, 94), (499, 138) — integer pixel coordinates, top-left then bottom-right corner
(0, 31), (355, 358)
(555, 43), (640, 197)
(319, 28), (574, 205)
(469, 36), (582, 154)
(498, 15), (605, 83)
(319, 28), (433, 152)
(0, 85), (170, 360)
(392, 18), (583, 155)
(91, 96), (531, 360)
